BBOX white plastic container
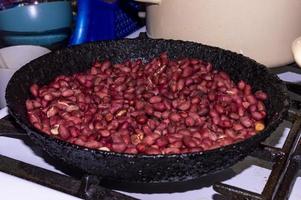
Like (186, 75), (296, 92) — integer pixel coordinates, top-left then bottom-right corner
(135, 0), (301, 67)
(0, 45), (50, 108)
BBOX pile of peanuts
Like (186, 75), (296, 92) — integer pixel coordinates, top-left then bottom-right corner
(26, 53), (267, 154)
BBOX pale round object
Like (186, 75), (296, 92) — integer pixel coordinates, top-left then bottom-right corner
(0, 45), (50, 108)
(292, 37), (301, 67)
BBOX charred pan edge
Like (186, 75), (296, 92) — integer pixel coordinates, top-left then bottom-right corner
(6, 37), (289, 183)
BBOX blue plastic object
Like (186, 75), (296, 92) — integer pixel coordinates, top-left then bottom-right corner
(0, 1), (72, 32)
(70, 0), (143, 45)
(0, 1), (72, 47)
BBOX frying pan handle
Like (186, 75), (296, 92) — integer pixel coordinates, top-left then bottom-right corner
(0, 116), (27, 137)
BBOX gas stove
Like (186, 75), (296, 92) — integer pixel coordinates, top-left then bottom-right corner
(0, 29), (301, 199)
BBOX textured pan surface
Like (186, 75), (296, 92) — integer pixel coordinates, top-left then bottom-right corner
(6, 37), (289, 183)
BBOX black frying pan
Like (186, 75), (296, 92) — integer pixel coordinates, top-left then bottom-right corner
(5, 37), (289, 183)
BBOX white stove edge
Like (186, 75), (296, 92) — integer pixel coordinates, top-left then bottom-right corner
(0, 70), (301, 200)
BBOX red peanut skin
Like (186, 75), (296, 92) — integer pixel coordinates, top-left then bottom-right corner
(26, 54), (267, 154)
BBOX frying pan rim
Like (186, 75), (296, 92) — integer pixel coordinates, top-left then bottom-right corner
(6, 37), (289, 159)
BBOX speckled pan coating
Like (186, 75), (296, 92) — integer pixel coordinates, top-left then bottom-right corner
(5, 37), (289, 183)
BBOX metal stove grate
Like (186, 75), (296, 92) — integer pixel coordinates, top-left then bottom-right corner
(211, 66), (301, 200)
(213, 109), (301, 200)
